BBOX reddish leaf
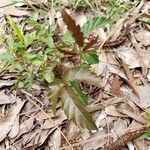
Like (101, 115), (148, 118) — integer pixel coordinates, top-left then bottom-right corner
(82, 36), (98, 52)
(21, 144), (39, 150)
(61, 10), (84, 47)
(111, 74), (121, 96)
(56, 46), (78, 57)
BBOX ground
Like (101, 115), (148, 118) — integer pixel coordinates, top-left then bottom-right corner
(0, 0), (150, 150)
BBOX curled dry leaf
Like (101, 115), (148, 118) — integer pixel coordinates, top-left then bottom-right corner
(135, 30), (150, 47)
(0, 0), (30, 16)
(0, 90), (16, 104)
(105, 105), (127, 117)
(0, 80), (14, 88)
(66, 122), (80, 141)
(8, 115), (19, 138)
(49, 129), (61, 150)
(111, 74), (121, 96)
(0, 98), (24, 142)
(118, 108), (147, 124)
(117, 47), (141, 68)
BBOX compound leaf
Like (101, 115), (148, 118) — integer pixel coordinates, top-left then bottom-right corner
(60, 87), (97, 130)
(63, 67), (101, 86)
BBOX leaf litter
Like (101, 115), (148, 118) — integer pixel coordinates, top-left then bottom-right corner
(0, 0), (150, 150)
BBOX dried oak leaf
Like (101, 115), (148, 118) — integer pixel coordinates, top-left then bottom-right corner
(111, 74), (121, 96)
(61, 10), (84, 47)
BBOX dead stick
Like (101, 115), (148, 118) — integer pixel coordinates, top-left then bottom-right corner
(98, 126), (149, 150)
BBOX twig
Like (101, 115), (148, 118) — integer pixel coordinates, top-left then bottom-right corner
(98, 126), (149, 150)
(20, 89), (44, 106)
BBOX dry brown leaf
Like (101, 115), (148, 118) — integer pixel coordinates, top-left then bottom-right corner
(61, 9), (84, 47)
(0, 98), (24, 142)
(49, 129), (61, 150)
(131, 32), (150, 78)
(8, 115), (19, 138)
(121, 59), (135, 81)
(0, 80), (14, 88)
(0, 0), (30, 16)
(16, 117), (34, 138)
(71, 10), (87, 27)
(138, 85), (150, 108)
(66, 122), (80, 141)
(113, 119), (128, 137)
(118, 108), (147, 124)
(0, 90), (16, 104)
(117, 47), (141, 68)
(134, 43), (150, 78)
(124, 79), (140, 99)
(105, 105), (127, 117)
(111, 74), (121, 96)
(135, 30), (150, 46)
(83, 130), (107, 150)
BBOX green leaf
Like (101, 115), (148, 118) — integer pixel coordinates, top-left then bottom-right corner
(24, 66), (33, 91)
(8, 62), (23, 72)
(47, 25), (55, 48)
(32, 58), (43, 66)
(71, 81), (88, 106)
(0, 52), (14, 62)
(25, 52), (37, 60)
(62, 31), (75, 43)
(24, 32), (36, 47)
(6, 15), (24, 44)
(82, 17), (109, 36)
(49, 87), (61, 115)
(60, 87), (97, 130)
(44, 71), (54, 83)
(136, 131), (150, 141)
(83, 52), (99, 64)
(63, 67), (101, 86)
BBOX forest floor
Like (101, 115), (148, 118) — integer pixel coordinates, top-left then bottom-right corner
(0, 0), (150, 150)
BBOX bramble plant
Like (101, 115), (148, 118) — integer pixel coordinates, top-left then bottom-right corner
(0, 9), (110, 130)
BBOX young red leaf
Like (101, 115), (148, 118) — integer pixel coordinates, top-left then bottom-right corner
(82, 36), (98, 52)
(61, 10), (84, 47)
(56, 46), (78, 57)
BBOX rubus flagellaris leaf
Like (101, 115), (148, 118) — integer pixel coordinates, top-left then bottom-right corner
(63, 67), (101, 86)
(49, 88), (61, 115)
(60, 87), (97, 130)
(61, 10), (84, 47)
(83, 52), (99, 64)
(82, 17), (109, 37)
(71, 81), (88, 106)
(56, 46), (78, 57)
